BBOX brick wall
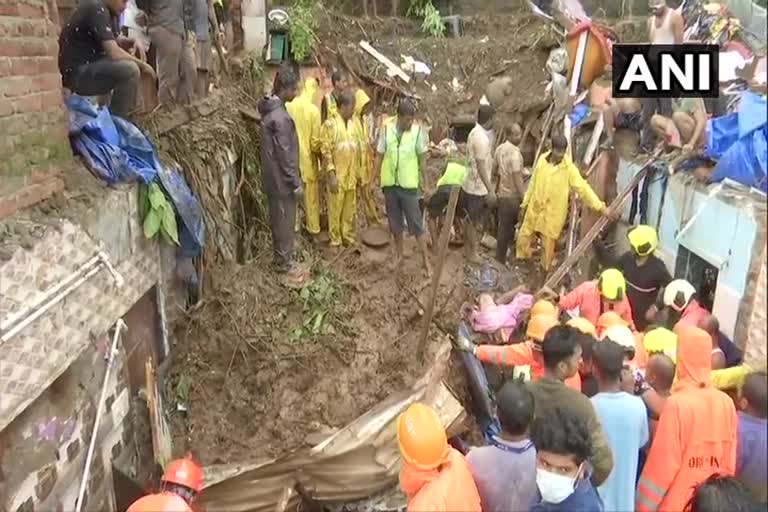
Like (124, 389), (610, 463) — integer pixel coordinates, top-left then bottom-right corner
(0, 0), (70, 220)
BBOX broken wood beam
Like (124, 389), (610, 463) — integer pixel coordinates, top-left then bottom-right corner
(418, 185), (460, 360)
(540, 151), (661, 292)
(359, 40), (411, 83)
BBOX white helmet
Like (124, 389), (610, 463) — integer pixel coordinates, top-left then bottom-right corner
(600, 325), (635, 350)
(663, 279), (697, 312)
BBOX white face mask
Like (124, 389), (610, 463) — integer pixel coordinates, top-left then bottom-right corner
(536, 465), (580, 504)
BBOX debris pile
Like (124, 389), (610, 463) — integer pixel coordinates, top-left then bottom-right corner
(169, 247), (468, 464)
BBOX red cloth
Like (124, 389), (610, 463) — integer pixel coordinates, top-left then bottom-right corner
(675, 299), (710, 330)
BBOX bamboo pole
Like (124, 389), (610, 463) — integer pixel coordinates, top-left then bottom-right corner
(417, 185), (461, 360)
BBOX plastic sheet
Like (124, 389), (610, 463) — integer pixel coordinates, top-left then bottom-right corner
(457, 322), (500, 442)
(67, 95), (206, 255)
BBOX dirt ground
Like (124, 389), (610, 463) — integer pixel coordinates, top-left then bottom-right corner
(317, 8), (559, 142)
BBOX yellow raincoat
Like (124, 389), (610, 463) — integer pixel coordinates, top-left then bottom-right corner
(354, 89), (381, 225)
(286, 78), (322, 234)
(516, 151), (606, 270)
(321, 113), (360, 246)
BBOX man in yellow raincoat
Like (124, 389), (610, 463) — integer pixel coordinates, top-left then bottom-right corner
(286, 77), (323, 237)
(516, 134), (607, 270)
(320, 90), (359, 247)
(354, 88), (382, 225)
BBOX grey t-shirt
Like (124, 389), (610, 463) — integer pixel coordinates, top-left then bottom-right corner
(466, 437), (538, 512)
(148, 0), (185, 35)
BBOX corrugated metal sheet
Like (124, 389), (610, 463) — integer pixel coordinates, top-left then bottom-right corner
(0, 190), (160, 432)
(199, 344), (466, 512)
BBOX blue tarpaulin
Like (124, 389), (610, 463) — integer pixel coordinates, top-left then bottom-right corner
(706, 92), (768, 192)
(66, 95), (205, 255)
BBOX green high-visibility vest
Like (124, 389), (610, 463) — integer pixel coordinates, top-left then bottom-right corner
(436, 161), (467, 187)
(380, 119), (423, 189)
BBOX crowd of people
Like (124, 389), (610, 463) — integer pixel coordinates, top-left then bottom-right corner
(57, 0), (229, 118)
(410, 282), (766, 512)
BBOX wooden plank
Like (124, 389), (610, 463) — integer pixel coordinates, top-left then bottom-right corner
(145, 359), (173, 467)
(359, 40), (411, 83)
(417, 185), (461, 360)
(540, 151), (660, 292)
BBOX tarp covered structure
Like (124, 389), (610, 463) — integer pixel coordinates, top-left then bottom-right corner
(198, 343), (466, 512)
(706, 91), (768, 192)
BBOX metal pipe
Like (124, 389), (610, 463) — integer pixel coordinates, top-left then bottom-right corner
(75, 319), (126, 512)
(1, 264), (103, 343)
(0, 254), (102, 332)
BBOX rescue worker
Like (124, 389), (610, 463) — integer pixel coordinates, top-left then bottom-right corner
(286, 77), (323, 238)
(636, 325), (678, 370)
(559, 268), (636, 330)
(516, 134), (607, 271)
(637, 326), (738, 512)
(616, 225), (672, 331)
(320, 90), (359, 247)
(373, 99), (432, 276)
(531, 299), (559, 320)
(353, 88), (382, 226)
(320, 69), (349, 122)
(567, 317), (597, 338)
(427, 152), (467, 248)
(397, 403), (482, 512)
(660, 279), (709, 330)
(595, 310), (629, 339)
(128, 457), (203, 512)
(458, 314), (581, 391)
(568, 317), (599, 397)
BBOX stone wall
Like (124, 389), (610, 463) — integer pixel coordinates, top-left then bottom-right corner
(0, 0), (70, 219)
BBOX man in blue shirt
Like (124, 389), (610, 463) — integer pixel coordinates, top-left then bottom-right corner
(591, 339), (649, 512)
(467, 380), (538, 512)
(530, 407), (604, 512)
(736, 372), (768, 504)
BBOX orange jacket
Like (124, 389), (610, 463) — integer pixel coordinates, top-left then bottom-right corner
(636, 326), (738, 512)
(674, 299), (709, 329)
(559, 280), (636, 331)
(475, 341), (582, 391)
(400, 447), (482, 512)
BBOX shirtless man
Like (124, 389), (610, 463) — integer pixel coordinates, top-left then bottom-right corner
(640, 0), (685, 150)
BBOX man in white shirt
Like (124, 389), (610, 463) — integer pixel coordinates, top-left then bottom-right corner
(462, 105), (496, 263)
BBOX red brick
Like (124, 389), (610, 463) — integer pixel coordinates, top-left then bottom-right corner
(19, 3), (45, 19)
(1, 76), (32, 97)
(14, 176), (64, 209)
(10, 57), (39, 75)
(14, 93), (43, 114)
(40, 89), (62, 109)
(0, 4), (18, 16)
(0, 57), (10, 77)
(0, 38), (26, 57)
(37, 56), (57, 73)
(0, 194), (18, 219)
(0, 98), (12, 117)
(31, 72), (60, 93)
(30, 164), (60, 183)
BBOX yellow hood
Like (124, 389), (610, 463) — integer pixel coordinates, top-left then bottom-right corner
(299, 78), (319, 104)
(354, 88), (371, 116)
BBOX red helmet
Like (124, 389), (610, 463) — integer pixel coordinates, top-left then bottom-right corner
(162, 457), (204, 492)
(127, 493), (193, 512)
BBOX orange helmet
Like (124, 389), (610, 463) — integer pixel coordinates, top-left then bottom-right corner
(527, 314), (559, 343)
(567, 317), (597, 337)
(128, 493), (193, 512)
(162, 457), (204, 492)
(397, 403), (449, 470)
(531, 300), (558, 319)
(596, 311), (627, 338)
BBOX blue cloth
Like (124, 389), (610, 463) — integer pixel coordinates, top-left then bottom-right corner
(530, 477), (604, 512)
(67, 95), (205, 256)
(591, 392), (649, 512)
(569, 103), (590, 127)
(706, 92), (768, 191)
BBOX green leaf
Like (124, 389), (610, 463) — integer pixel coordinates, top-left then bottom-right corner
(143, 208), (161, 239)
(148, 183), (165, 210)
(160, 205), (180, 245)
(300, 287), (311, 301)
(312, 311), (326, 333)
